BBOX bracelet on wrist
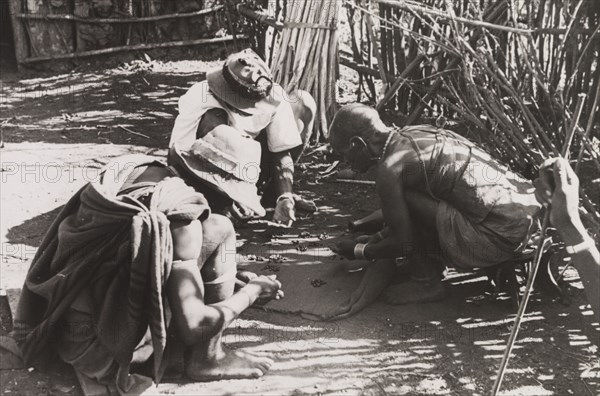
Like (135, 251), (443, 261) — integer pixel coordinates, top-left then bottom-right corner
(565, 237), (596, 255)
(276, 193), (294, 204)
(353, 243), (368, 260)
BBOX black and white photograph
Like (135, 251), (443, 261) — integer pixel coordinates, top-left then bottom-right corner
(0, 0), (599, 394)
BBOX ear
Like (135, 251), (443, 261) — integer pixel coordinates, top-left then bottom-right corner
(349, 136), (366, 149)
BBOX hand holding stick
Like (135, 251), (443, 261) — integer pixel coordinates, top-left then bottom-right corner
(491, 93), (586, 396)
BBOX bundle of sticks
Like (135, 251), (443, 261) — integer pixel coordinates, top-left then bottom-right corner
(270, 0), (340, 141)
(345, 0), (599, 225)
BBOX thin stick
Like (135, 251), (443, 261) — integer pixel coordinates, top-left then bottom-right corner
(331, 179), (376, 185)
(223, 0), (239, 51)
(16, 6), (223, 24)
(563, 94), (587, 161)
(575, 79), (600, 173)
(376, 54), (425, 110)
(118, 125), (151, 139)
(362, 1), (387, 88)
(372, 0), (580, 35)
(22, 35), (244, 63)
(491, 93), (586, 396)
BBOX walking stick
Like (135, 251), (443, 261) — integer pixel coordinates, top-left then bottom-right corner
(491, 94), (586, 396)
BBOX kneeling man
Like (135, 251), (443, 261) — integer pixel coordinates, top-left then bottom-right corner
(329, 104), (541, 307)
(170, 49), (316, 226)
(12, 153), (283, 394)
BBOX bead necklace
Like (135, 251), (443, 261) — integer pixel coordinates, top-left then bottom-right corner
(379, 131), (395, 161)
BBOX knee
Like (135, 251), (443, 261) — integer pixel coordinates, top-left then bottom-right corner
(297, 90), (316, 116)
(171, 219), (203, 261)
(290, 90), (316, 145)
(202, 213), (235, 242)
(291, 91), (316, 123)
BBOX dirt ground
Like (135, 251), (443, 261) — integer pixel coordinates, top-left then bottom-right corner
(1, 59), (598, 396)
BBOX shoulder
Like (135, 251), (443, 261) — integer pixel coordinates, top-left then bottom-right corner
(377, 134), (423, 190)
(185, 80), (210, 96)
(382, 134), (419, 170)
(179, 80), (221, 110)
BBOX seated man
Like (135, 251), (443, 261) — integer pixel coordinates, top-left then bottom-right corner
(169, 48), (317, 226)
(328, 104), (542, 310)
(12, 153), (283, 394)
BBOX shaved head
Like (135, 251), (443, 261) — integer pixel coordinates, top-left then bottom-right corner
(329, 104), (387, 152)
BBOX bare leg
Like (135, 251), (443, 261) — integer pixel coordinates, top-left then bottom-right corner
(181, 215), (273, 381)
(384, 191), (448, 305)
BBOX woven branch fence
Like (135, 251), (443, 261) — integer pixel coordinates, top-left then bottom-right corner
(8, 0), (247, 65)
(243, 0), (599, 222)
(344, 0), (600, 222)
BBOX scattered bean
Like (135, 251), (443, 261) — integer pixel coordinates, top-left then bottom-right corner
(311, 278), (327, 287)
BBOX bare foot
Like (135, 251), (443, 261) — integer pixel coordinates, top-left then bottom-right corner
(383, 279), (448, 305)
(186, 348), (274, 381)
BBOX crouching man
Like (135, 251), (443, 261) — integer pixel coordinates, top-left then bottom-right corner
(326, 104), (542, 318)
(170, 49), (317, 226)
(12, 154), (283, 394)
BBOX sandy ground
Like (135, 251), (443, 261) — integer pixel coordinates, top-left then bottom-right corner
(0, 60), (598, 396)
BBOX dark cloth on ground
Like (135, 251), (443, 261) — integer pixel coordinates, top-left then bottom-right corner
(12, 155), (210, 387)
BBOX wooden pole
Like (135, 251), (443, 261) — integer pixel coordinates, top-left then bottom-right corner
(236, 4), (283, 31)
(8, 0), (28, 66)
(362, 0), (388, 87)
(15, 6), (224, 24)
(575, 66), (600, 175)
(223, 0), (239, 51)
(376, 54), (425, 110)
(21, 35), (245, 63)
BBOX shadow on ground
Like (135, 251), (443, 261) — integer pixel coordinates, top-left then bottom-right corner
(2, 62), (212, 147)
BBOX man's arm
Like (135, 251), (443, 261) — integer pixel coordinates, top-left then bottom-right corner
(166, 260), (282, 345)
(534, 158), (599, 321)
(363, 167), (414, 259)
(271, 151), (296, 224)
(170, 82), (213, 148)
(265, 98), (303, 225)
(272, 151), (294, 196)
(363, 146), (424, 259)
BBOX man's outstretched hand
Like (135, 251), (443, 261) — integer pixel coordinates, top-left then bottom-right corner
(273, 196), (296, 227)
(229, 202), (259, 222)
(248, 274), (285, 300)
(333, 239), (358, 259)
(321, 259), (396, 321)
(272, 194), (317, 227)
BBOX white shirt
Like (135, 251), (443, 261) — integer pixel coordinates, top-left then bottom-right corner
(170, 81), (302, 153)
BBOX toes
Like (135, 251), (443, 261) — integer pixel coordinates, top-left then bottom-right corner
(253, 356), (274, 372)
(256, 361), (271, 373)
(262, 358), (274, 370)
(250, 368), (264, 378)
